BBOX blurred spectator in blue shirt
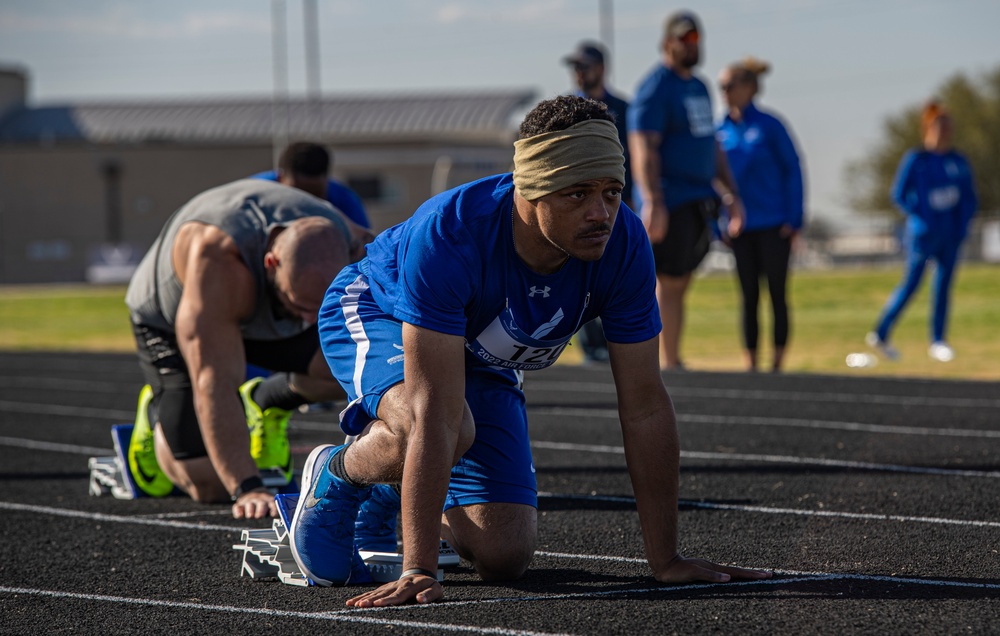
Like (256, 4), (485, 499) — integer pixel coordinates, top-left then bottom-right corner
(716, 57), (804, 372)
(252, 142), (371, 229)
(629, 11), (744, 371)
(867, 102), (978, 363)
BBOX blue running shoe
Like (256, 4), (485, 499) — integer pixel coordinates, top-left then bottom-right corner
(289, 444), (369, 586)
(355, 483), (401, 553)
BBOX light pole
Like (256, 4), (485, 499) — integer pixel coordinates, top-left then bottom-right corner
(271, 0), (290, 168)
(599, 0), (613, 82)
(303, 0), (322, 132)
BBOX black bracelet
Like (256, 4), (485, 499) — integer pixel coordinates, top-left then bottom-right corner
(231, 475), (265, 501)
(400, 567), (438, 579)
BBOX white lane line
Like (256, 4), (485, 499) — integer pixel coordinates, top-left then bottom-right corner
(0, 501), (243, 532)
(0, 399), (134, 420)
(532, 440), (1000, 479)
(4, 375), (1000, 408)
(681, 414), (1000, 439)
(0, 377), (129, 392)
(136, 510), (235, 519)
(13, 428), (995, 480)
(536, 492), (1000, 529)
(527, 381), (1000, 409)
(7, 482), (999, 541)
(4, 372), (996, 409)
(528, 407), (1000, 440)
(0, 435), (109, 456)
(0, 586), (569, 636)
(3, 575), (997, 630)
(5, 397), (997, 442)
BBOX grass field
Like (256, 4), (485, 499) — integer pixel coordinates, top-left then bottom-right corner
(1, 262), (998, 380)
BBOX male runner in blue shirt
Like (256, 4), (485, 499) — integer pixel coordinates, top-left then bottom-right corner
(288, 95), (770, 605)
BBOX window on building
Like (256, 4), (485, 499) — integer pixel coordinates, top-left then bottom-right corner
(346, 176), (383, 202)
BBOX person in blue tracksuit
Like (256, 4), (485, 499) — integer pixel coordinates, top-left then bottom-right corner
(252, 141), (371, 230)
(716, 58), (805, 372)
(867, 102), (978, 363)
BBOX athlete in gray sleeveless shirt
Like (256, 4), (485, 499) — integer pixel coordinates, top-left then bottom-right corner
(126, 178), (351, 340)
(123, 178), (368, 520)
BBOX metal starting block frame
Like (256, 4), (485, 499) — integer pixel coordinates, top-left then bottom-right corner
(88, 424), (148, 499)
(89, 424), (293, 499)
(233, 493), (461, 586)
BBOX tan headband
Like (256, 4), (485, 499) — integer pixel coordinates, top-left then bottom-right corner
(512, 119), (625, 201)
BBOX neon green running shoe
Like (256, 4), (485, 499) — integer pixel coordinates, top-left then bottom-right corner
(240, 377), (293, 484)
(126, 385), (174, 497)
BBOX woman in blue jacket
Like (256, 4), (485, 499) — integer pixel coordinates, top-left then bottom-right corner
(716, 58), (804, 372)
(866, 102), (978, 362)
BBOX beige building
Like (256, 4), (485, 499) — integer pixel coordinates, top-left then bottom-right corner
(0, 66), (535, 284)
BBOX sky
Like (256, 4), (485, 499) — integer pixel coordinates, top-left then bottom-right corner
(1, 0), (998, 231)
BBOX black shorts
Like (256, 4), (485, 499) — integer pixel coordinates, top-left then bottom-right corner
(131, 322), (320, 460)
(651, 198), (719, 277)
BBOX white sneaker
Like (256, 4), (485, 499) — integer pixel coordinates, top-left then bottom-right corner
(928, 342), (955, 362)
(865, 332), (899, 361)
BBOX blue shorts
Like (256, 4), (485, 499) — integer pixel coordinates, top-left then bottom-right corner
(318, 263), (537, 510)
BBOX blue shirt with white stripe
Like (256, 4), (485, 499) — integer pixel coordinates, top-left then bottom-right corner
(363, 173), (660, 371)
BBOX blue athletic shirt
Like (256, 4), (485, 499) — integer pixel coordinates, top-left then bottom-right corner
(250, 170), (371, 229)
(716, 102), (805, 231)
(628, 64), (717, 209)
(891, 149), (977, 243)
(363, 173), (660, 371)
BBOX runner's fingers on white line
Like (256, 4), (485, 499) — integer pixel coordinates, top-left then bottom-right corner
(346, 576), (443, 607)
(655, 556), (771, 584)
(708, 561), (773, 580)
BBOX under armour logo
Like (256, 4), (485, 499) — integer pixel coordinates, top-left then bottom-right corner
(528, 286), (551, 298)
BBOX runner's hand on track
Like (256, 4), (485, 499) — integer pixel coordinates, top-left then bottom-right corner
(346, 572), (442, 607)
(654, 554), (772, 584)
(231, 490), (277, 519)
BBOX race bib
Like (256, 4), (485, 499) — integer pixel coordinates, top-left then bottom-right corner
(467, 305), (575, 371)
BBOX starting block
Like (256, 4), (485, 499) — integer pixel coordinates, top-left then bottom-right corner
(89, 424), (295, 499)
(88, 424), (157, 499)
(232, 492), (460, 586)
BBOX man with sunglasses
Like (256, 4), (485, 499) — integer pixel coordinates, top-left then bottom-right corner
(628, 11), (744, 371)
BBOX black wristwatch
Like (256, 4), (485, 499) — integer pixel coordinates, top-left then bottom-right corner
(231, 475), (265, 501)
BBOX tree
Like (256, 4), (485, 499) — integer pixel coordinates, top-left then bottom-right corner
(845, 65), (1000, 220)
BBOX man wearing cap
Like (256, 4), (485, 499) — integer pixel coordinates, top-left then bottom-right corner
(563, 41), (632, 363)
(288, 95), (771, 605)
(563, 41), (633, 210)
(628, 11), (745, 370)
